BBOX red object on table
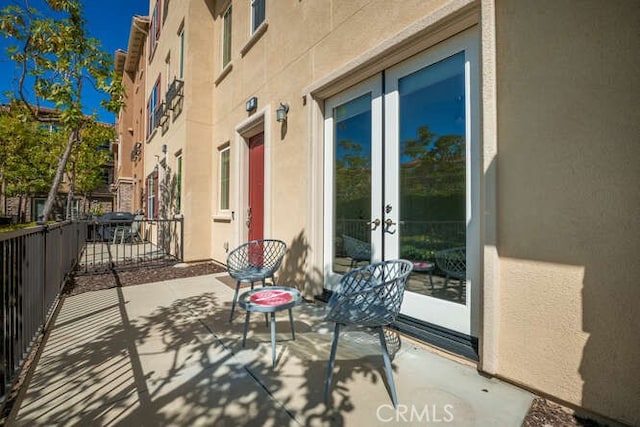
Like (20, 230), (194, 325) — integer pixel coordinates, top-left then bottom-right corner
(249, 289), (293, 306)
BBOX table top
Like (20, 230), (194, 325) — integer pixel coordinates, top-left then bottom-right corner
(238, 286), (302, 313)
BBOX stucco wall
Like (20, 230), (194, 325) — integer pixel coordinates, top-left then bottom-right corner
(495, 1), (640, 424)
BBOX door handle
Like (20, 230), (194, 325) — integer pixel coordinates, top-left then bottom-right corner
(384, 218), (397, 234)
(367, 218), (381, 230)
(246, 207), (251, 228)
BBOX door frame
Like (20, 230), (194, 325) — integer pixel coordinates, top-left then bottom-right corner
(320, 27), (482, 338)
(234, 107), (273, 245)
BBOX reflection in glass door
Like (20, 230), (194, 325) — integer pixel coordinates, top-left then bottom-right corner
(398, 51), (467, 305)
(324, 77), (382, 290)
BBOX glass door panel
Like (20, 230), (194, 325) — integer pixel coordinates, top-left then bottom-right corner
(333, 94), (373, 275)
(384, 28), (479, 335)
(398, 51), (467, 305)
(324, 76), (382, 290)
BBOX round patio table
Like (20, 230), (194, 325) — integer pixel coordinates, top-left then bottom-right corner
(238, 286), (302, 367)
(412, 261), (435, 289)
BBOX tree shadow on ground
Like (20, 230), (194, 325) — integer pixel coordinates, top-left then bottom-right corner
(13, 276), (402, 426)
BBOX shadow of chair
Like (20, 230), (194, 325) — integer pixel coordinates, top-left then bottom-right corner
(112, 214), (144, 244)
(342, 234), (371, 269)
(435, 247), (466, 289)
(324, 259), (414, 408)
(227, 239), (287, 322)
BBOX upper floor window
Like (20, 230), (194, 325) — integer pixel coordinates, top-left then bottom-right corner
(163, 0), (170, 24)
(222, 5), (232, 68)
(149, 0), (162, 58)
(250, 0), (265, 34)
(165, 53), (171, 90)
(147, 75), (161, 137)
(178, 24), (185, 79)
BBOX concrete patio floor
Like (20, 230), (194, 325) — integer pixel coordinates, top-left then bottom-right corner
(9, 274), (533, 426)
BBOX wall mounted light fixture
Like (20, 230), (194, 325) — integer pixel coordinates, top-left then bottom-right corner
(276, 103), (289, 122)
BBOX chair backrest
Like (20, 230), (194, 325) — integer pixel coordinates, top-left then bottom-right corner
(435, 247), (466, 279)
(326, 259), (414, 327)
(131, 214), (144, 234)
(227, 239), (287, 274)
(342, 234), (371, 261)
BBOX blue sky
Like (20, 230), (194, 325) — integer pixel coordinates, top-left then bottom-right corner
(0, 0), (149, 124)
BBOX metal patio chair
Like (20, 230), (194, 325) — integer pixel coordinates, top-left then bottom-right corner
(342, 234), (371, 268)
(324, 259), (414, 408)
(227, 239), (287, 322)
(112, 214), (144, 244)
(435, 247), (466, 288)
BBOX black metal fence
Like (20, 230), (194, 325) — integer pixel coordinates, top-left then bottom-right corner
(1, 221), (86, 403)
(78, 217), (184, 274)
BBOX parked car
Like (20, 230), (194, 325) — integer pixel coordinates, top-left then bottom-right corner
(96, 211), (134, 242)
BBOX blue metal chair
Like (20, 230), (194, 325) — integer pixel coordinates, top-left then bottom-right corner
(324, 259), (413, 407)
(227, 239), (287, 322)
(435, 247), (466, 288)
(342, 234), (371, 268)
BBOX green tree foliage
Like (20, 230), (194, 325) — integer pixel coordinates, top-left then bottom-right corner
(0, 103), (65, 217)
(0, 0), (124, 222)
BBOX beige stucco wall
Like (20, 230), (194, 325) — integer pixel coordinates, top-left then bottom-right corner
(495, 0), (640, 424)
(145, 0), (215, 261)
(209, 0), (454, 282)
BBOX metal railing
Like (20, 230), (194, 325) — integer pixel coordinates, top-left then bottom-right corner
(78, 217), (183, 274)
(1, 221), (86, 403)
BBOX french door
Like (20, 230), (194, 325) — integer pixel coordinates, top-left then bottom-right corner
(323, 29), (479, 336)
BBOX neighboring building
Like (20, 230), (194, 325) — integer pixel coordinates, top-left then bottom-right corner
(114, 15), (150, 214)
(116, 1), (640, 425)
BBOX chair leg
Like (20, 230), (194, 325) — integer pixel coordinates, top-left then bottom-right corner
(262, 279), (269, 326)
(270, 312), (277, 368)
(324, 323), (341, 405)
(242, 311), (250, 347)
(229, 280), (241, 322)
(378, 326), (398, 408)
(288, 308), (295, 340)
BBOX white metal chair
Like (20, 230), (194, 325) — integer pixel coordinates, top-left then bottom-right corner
(324, 259), (413, 408)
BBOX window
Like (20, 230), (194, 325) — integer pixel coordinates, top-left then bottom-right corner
(147, 75), (161, 136)
(178, 25), (185, 78)
(165, 53), (171, 90)
(146, 170), (158, 219)
(149, 0), (162, 58)
(250, 0), (265, 34)
(219, 146), (230, 211)
(222, 5), (232, 68)
(176, 153), (182, 213)
(163, 0), (169, 24)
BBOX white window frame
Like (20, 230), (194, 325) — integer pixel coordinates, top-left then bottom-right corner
(222, 5), (232, 68)
(218, 145), (231, 212)
(250, 0), (265, 34)
(176, 153), (182, 214)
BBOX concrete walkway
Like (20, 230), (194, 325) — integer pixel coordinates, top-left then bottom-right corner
(10, 274), (532, 426)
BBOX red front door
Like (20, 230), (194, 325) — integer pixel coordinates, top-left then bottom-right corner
(248, 133), (264, 241)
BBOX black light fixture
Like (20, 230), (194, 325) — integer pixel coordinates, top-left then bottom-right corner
(276, 103), (289, 122)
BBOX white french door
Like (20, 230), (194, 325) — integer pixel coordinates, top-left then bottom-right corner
(323, 28), (480, 336)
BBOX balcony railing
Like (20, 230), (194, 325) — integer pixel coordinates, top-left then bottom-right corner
(1, 222), (87, 402)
